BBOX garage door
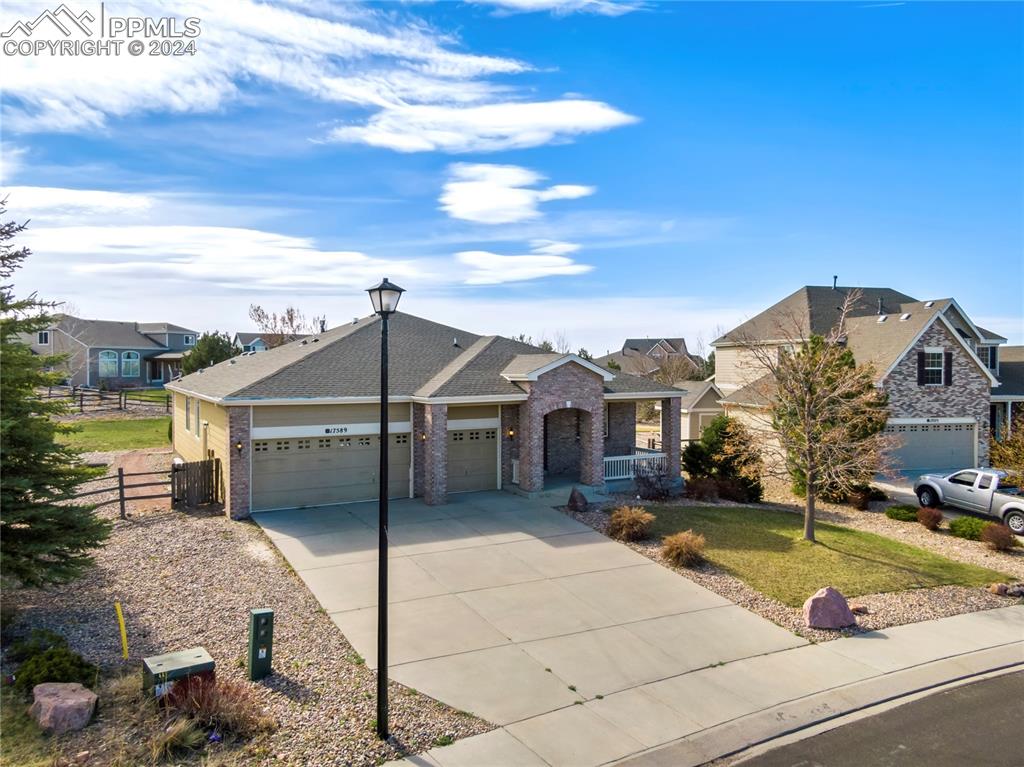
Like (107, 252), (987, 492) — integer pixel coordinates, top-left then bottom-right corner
(447, 428), (497, 493)
(251, 434), (411, 511)
(884, 422), (975, 473)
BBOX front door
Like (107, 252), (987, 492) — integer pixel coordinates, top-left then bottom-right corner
(148, 360), (163, 382)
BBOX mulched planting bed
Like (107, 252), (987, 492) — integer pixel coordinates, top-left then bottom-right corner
(566, 501), (1019, 643)
(3, 451), (492, 767)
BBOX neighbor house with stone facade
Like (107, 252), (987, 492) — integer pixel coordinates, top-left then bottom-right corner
(713, 286), (1005, 474)
(166, 313), (684, 519)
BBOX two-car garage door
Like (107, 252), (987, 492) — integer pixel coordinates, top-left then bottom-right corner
(251, 434), (410, 511)
(884, 422), (975, 473)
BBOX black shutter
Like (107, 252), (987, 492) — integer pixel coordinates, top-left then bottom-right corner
(917, 351), (926, 385)
(944, 351), (953, 386)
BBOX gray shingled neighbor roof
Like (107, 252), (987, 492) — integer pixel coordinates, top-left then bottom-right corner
(234, 332), (310, 346)
(996, 346), (1024, 398)
(56, 316), (166, 349)
(169, 313), (681, 402)
(136, 322), (198, 335)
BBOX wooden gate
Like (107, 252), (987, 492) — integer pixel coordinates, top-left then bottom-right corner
(172, 458), (221, 507)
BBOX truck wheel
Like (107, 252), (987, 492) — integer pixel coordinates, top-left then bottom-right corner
(1004, 511), (1024, 535)
(917, 487), (938, 508)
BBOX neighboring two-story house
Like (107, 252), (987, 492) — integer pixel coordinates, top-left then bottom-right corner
(595, 337), (704, 379)
(232, 332), (309, 353)
(713, 286), (1005, 474)
(29, 316), (199, 388)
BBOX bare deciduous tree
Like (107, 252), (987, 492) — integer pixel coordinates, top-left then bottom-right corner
(735, 290), (894, 541)
(248, 304), (325, 347)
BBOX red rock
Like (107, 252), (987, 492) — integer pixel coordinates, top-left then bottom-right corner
(567, 487), (588, 513)
(30, 683), (97, 734)
(988, 582), (1009, 596)
(849, 603), (869, 615)
(803, 587), (857, 629)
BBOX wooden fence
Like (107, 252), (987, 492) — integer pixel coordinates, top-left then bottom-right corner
(40, 385), (171, 413)
(71, 458), (220, 518)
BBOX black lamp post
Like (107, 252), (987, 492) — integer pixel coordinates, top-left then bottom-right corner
(366, 277), (405, 741)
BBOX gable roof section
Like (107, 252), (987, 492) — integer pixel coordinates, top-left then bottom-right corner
(501, 353), (614, 382)
(678, 380), (724, 411)
(592, 349), (660, 376)
(234, 332), (309, 346)
(137, 322), (197, 335)
(168, 313), (683, 403)
(56, 316), (166, 349)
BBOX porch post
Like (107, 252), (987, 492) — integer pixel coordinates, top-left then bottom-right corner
(579, 406), (605, 486)
(422, 403), (448, 505)
(518, 401), (544, 492)
(660, 397), (682, 479)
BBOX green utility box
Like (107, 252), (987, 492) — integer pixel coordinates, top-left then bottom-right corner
(142, 647), (215, 698)
(248, 608), (274, 681)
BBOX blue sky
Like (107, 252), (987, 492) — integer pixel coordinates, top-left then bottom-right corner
(1, 0), (1021, 352)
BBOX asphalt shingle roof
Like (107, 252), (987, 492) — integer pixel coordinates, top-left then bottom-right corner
(56, 316), (166, 349)
(170, 313), (680, 402)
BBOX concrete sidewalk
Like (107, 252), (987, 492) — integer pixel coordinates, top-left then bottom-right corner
(394, 606), (1024, 767)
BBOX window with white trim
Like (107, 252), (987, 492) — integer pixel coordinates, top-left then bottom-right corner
(185, 396), (192, 433)
(37, 331), (50, 345)
(121, 351), (140, 378)
(98, 350), (118, 378)
(183, 334), (196, 346)
(193, 398), (200, 435)
(923, 348), (944, 385)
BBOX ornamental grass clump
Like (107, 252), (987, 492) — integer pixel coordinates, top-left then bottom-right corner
(916, 507), (943, 531)
(662, 530), (706, 568)
(607, 506), (655, 542)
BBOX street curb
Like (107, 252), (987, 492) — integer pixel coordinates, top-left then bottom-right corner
(614, 642), (1024, 767)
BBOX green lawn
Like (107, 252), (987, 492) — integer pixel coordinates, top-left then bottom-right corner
(59, 417), (170, 451)
(645, 505), (1008, 606)
(122, 387), (170, 402)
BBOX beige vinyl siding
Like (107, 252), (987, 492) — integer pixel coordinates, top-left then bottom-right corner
(448, 404), (499, 421)
(714, 346), (770, 391)
(172, 392), (204, 462)
(172, 392), (232, 503)
(253, 403), (407, 428)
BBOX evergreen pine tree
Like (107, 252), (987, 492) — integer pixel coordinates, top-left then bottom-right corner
(1, 205), (110, 587)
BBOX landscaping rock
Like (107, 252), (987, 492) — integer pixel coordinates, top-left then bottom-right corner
(1007, 583), (1024, 598)
(567, 487), (589, 513)
(849, 603), (869, 615)
(988, 582), (1009, 596)
(803, 587), (857, 629)
(30, 683), (97, 734)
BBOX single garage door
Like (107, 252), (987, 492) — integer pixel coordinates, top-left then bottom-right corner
(885, 422), (975, 473)
(447, 428), (498, 493)
(251, 434), (410, 511)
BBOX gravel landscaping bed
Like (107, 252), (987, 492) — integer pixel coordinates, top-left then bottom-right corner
(565, 503), (1019, 643)
(56, 407), (170, 423)
(4, 450), (492, 767)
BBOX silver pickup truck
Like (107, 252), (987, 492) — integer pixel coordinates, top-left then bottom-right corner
(914, 469), (1024, 534)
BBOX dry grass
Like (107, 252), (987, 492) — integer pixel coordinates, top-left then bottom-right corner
(661, 530), (706, 567)
(607, 506), (655, 542)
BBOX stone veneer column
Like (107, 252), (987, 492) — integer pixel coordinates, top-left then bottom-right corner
(422, 403), (448, 505)
(226, 406), (251, 520)
(661, 397), (682, 479)
(501, 404), (520, 487)
(518, 396), (544, 492)
(579, 407), (605, 486)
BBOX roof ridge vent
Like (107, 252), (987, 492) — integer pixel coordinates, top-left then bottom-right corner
(924, 300), (934, 307)
(900, 313), (911, 321)
(300, 340), (308, 345)
(877, 315), (887, 323)
(453, 336), (460, 348)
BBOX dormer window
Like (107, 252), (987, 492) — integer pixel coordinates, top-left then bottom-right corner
(183, 334), (196, 346)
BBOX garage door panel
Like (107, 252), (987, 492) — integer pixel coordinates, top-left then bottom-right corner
(447, 429), (497, 493)
(885, 422), (974, 473)
(252, 435), (410, 510)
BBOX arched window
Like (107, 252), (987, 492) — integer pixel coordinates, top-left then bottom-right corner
(98, 350), (118, 378)
(121, 351), (140, 378)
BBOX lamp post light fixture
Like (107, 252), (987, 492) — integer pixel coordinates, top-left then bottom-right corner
(366, 277), (405, 741)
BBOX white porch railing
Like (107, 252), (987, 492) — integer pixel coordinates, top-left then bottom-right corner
(603, 452), (667, 481)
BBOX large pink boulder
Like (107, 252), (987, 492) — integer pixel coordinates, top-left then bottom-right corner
(30, 683), (97, 734)
(567, 487), (589, 513)
(803, 587), (857, 629)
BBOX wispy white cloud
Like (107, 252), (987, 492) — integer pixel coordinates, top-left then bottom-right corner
(329, 99), (637, 153)
(439, 163), (595, 224)
(1, 1), (635, 153)
(470, 0), (645, 16)
(0, 144), (28, 184)
(456, 239), (592, 284)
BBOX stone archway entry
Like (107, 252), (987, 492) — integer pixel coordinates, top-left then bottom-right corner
(543, 408), (586, 478)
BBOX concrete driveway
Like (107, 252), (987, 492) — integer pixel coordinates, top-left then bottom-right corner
(255, 492), (809, 762)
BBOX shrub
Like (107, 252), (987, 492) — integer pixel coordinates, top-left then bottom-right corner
(685, 476), (718, 501)
(148, 718), (206, 761)
(916, 507), (943, 531)
(635, 466), (673, 500)
(662, 530), (706, 568)
(885, 505), (919, 522)
(14, 646), (97, 692)
(171, 678), (274, 739)
(607, 506), (655, 542)
(716, 476), (763, 504)
(682, 442), (712, 479)
(949, 516), (989, 541)
(7, 628), (67, 663)
(980, 523), (1019, 552)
